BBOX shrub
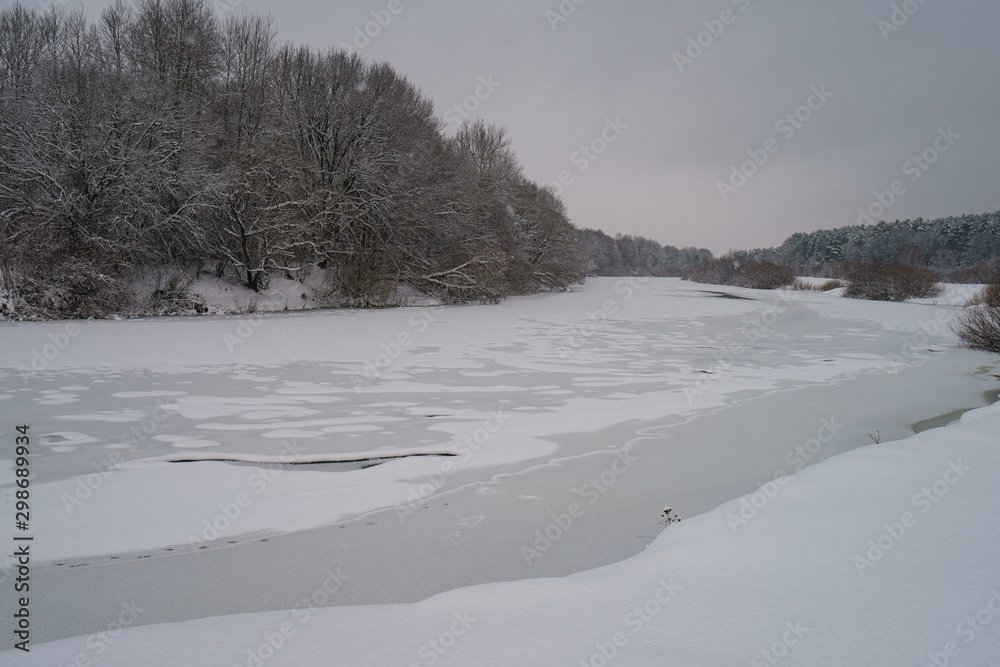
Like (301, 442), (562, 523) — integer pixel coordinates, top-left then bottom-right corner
(844, 263), (942, 301)
(0, 218), (136, 320)
(953, 306), (1000, 353)
(966, 275), (1000, 308)
(819, 279), (844, 291)
(140, 268), (208, 316)
(24, 258), (135, 319)
(684, 257), (741, 286)
(684, 257), (795, 290)
(741, 261), (795, 289)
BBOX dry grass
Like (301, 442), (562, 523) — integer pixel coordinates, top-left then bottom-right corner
(791, 278), (844, 292)
(790, 278), (815, 291)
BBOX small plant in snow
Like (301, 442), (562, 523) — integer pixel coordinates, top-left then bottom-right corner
(659, 507), (682, 525)
(868, 431), (882, 444)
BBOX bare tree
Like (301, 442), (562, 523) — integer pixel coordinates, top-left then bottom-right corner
(128, 0), (220, 98)
(219, 12), (275, 154)
(219, 144), (328, 291)
(0, 1), (585, 317)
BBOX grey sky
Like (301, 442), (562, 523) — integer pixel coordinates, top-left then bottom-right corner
(19, 0), (1000, 253)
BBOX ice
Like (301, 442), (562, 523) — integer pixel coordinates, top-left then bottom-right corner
(0, 278), (997, 662)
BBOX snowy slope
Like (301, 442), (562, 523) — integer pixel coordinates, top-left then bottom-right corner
(5, 398), (999, 666)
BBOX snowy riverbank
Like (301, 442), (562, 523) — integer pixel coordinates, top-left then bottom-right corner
(5, 385), (999, 665)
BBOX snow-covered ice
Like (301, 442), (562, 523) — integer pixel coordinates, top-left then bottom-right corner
(0, 278), (997, 662)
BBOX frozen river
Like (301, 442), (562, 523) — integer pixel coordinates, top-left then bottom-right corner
(1, 278), (996, 647)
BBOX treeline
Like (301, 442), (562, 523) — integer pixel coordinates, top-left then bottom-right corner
(750, 211), (1000, 274)
(0, 1), (583, 318)
(576, 228), (713, 277)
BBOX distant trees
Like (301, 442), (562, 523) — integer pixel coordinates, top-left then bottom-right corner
(753, 212), (1000, 273)
(0, 1), (584, 318)
(576, 228), (712, 277)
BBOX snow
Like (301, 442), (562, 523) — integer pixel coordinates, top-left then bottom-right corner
(184, 269), (442, 314)
(4, 395), (999, 665)
(912, 282), (985, 307)
(792, 276), (984, 307)
(1, 280), (982, 564)
(792, 276), (841, 289)
(0, 277), (997, 662)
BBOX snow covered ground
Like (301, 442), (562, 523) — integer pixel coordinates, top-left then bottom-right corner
(1, 278), (997, 662)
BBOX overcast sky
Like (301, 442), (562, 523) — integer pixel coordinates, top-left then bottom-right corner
(20, 0), (1000, 253)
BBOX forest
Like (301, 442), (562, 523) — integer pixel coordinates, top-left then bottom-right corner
(575, 228), (712, 277)
(0, 1), (583, 318)
(750, 211), (1000, 274)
